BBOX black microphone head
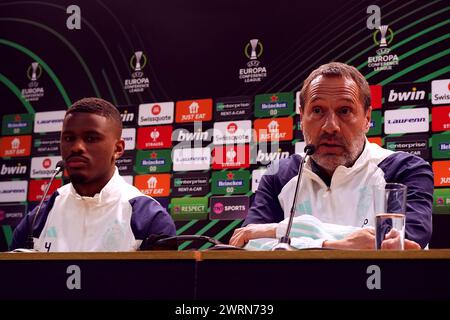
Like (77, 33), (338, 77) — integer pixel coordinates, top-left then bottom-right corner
(304, 144), (316, 155)
(56, 160), (65, 170)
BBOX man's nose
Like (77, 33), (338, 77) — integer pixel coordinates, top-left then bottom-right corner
(70, 138), (86, 153)
(321, 113), (340, 134)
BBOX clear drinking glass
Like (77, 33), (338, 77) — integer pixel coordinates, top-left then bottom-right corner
(374, 183), (407, 250)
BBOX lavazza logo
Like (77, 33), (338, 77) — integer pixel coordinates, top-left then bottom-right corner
(239, 39), (267, 83)
(124, 51), (150, 93)
(22, 61), (44, 102)
(367, 24), (399, 71)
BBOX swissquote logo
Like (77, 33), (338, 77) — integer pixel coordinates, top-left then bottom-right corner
(431, 79), (450, 105)
(30, 156), (62, 178)
(213, 120), (252, 145)
(138, 102), (174, 125)
(384, 108), (429, 134)
(383, 82), (429, 107)
(34, 111), (65, 133)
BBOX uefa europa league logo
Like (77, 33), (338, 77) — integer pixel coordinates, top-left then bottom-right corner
(27, 62), (42, 82)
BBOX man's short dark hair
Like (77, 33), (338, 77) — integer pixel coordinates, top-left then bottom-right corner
(66, 97), (123, 134)
(299, 62), (371, 112)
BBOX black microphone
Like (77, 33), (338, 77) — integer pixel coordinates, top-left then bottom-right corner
(140, 234), (243, 251)
(24, 160), (65, 250)
(272, 144), (315, 251)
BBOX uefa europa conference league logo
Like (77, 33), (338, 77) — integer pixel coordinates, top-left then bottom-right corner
(124, 51), (150, 93)
(22, 62), (45, 102)
(239, 39), (267, 83)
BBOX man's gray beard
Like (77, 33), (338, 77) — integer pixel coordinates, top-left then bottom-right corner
(304, 133), (366, 172)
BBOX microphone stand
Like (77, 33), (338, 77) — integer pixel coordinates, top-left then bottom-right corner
(24, 161), (65, 250)
(272, 145), (315, 251)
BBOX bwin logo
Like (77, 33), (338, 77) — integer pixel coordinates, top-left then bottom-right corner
(388, 87), (426, 103)
(0, 163), (27, 175)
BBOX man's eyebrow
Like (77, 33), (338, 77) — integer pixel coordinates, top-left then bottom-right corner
(61, 130), (103, 135)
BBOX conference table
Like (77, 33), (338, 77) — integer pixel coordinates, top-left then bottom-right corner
(1, 250), (450, 300)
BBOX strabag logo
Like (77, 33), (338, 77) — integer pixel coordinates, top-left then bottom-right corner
(0, 181), (27, 202)
(118, 106), (137, 127)
(214, 96), (252, 121)
(172, 147), (211, 171)
(22, 62), (45, 102)
(135, 149), (172, 173)
(384, 108), (429, 134)
(385, 134), (430, 160)
(367, 24), (399, 71)
(212, 145), (250, 169)
(138, 102), (174, 126)
(0, 135), (32, 157)
(175, 99), (212, 123)
(213, 120), (252, 145)
(172, 172), (210, 196)
(28, 179), (62, 202)
(254, 92), (294, 117)
(137, 126), (172, 149)
(431, 106), (450, 131)
(431, 79), (450, 105)
(254, 117), (293, 142)
(383, 82), (429, 108)
(32, 132), (61, 156)
(239, 39), (267, 83)
(211, 170), (250, 195)
(134, 173), (170, 197)
(2, 113), (33, 135)
(34, 111), (65, 133)
(30, 156), (62, 178)
(170, 197), (209, 221)
(124, 51), (150, 93)
(0, 158), (30, 180)
(209, 196), (249, 220)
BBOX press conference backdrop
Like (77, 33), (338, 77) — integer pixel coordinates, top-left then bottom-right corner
(0, 0), (449, 251)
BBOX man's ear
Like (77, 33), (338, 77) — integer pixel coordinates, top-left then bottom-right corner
(364, 106), (372, 133)
(114, 139), (125, 160)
